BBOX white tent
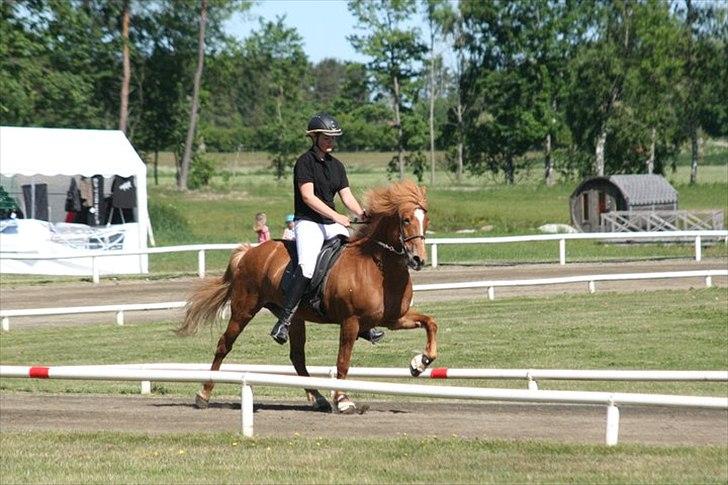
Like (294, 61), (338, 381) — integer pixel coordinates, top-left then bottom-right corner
(0, 126), (152, 275)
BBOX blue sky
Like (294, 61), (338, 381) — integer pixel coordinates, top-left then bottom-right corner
(224, 0), (427, 64)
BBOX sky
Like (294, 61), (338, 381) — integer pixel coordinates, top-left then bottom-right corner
(224, 0), (425, 64)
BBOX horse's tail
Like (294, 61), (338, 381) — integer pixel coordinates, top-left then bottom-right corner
(176, 244), (252, 336)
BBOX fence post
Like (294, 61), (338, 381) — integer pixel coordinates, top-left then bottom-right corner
(198, 250), (206, 278)
(1, 317), (9, 332)
(241, 379), (254, 437)
(527, 372), (538, 391)
(694, 236), (702, 262)
(588, 281), (596, 294)
(605, 401), (620, 446)
(705, 276), (713, 288)
(559, 239), (566, 265)
(487, 286), (495, 301)
(140, 380), (151, 394)
(115, 311), (124, 326)
(431, 244), (438, 268)
(92, 256), (100, 284)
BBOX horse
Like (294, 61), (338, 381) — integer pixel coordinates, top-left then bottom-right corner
(177, 179), (438, 413)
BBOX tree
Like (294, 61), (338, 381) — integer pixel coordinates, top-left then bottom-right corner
(458, 1), (558, 184)
(179, 0), (208, 190)
(348, 0), (427, 179)
(675, 0), (726, 184)
(119, 0), (131, 134)
(423, 0), (453, 185)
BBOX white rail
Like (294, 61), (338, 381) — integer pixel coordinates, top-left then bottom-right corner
(1, 269), (725, 331)
(428, 230), (728, 267)
(1, 230), (725, 281)
(58, 362), (728, 394)
(1, 365), (726, 445)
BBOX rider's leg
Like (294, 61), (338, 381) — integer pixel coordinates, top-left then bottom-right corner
(270, 265), (310, 344)
(323, 222), (386, 345)
(270, 220), (323, 344)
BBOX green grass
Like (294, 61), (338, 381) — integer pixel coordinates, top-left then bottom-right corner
(1, 289), (727, 483)
(2, 288), (726, 398)
(1, 433), (726, 484)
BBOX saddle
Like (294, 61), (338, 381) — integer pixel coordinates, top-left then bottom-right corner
(280, 234), (348, 319)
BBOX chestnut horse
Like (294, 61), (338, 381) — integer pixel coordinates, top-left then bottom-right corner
(177, 180), (437, 413)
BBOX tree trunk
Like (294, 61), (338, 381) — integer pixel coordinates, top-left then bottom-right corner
(393, 74), (404, 180)
(154, 150), (159, 186)
(428, 29), (436, 186)
(646, 126), (655, 174)
(594, 126), (606, 176)
(544, 132), (554, 186)
(690, 127), (701, 184)
(179, 0), (208, 190)
(118, 0), (131, 135)
(505, 156), (514, 184)
(455, 97), (464, 182)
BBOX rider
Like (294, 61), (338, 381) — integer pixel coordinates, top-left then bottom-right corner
(270, 113), (384, 345)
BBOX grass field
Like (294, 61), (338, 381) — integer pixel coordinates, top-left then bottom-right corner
(1, 289), (727, 482)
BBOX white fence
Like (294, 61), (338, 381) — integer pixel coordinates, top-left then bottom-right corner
(66, 362), (728, 394)
(2, 269), (725, 332)
(1, 230), (725, 282)
(1, 364), (726, 445)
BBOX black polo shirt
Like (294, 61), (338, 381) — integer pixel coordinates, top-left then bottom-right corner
(293, 149), (349, 224)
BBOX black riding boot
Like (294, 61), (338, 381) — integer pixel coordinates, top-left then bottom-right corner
(357, 328), (385, 344)
(270, 266), (310, 345)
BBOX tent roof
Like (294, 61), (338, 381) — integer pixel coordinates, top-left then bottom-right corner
(0, 126), (145, 177)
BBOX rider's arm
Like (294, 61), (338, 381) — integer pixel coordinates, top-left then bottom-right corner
(299, 182), (350, 226)
(339, 187), (365, 219)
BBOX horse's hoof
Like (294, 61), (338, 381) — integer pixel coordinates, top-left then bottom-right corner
(195, 392), (209, 409)
(312, 395), (333, 413)
(409, 353), (434, 377)
(336, 397), (357, 414)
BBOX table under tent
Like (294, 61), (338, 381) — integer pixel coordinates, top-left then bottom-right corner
(0, 126), (153, 276)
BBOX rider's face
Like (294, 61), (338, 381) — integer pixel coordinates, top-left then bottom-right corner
(317, 134), (335, 153)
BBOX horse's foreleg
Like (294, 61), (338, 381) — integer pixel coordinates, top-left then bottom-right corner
(391, 309), (438, 376)
(288, 318), (331, 412)
(333, 316), (360, 414)
(196, 308), (256, 408)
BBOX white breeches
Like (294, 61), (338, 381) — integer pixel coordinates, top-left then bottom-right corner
(294, 219), (349, 278)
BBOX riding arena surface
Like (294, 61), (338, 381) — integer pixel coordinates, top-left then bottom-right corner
(1, 259), (727, 445)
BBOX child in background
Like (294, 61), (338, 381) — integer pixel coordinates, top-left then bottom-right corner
(254, 212), (270, 243)
(282, 214), (295, 240)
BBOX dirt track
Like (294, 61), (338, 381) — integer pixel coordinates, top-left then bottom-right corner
(1, 393), (726, 445)
(1, 258), (727, 445)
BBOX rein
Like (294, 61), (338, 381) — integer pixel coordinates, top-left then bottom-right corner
(355, 209), (426, 258)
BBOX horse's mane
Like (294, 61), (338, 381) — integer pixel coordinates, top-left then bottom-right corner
(350, 179), (427, 244)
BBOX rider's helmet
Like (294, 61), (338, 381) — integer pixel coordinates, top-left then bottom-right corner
(285, 214), (295, 223)
(306, 113), (343, 137)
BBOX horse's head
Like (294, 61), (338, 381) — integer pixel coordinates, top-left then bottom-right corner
(397, 203), (428, 270)
(354, 180), (429, 271)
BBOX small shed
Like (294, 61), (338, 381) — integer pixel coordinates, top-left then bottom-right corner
(570, 175), (678, 232)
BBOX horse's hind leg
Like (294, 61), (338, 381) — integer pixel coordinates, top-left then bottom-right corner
(196, 300), (259, 408)
(288, 318), (332, 412)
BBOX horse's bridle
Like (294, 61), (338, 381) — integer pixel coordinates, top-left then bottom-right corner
(375, 207), (427, 259)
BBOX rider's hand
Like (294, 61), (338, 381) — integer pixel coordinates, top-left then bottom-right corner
(334, 213), (351, 227)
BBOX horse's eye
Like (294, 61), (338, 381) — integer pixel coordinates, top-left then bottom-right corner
(403, 218), (410, 226)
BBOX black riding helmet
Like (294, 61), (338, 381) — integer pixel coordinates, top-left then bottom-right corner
(306, 112), (343, 137)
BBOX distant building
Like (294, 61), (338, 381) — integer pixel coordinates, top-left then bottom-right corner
(569, 174), (722, 232)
